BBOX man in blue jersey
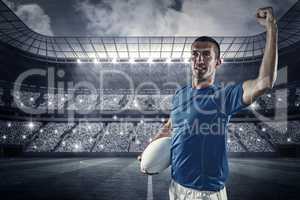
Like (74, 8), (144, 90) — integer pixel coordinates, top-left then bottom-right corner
(140, 7), (277, 200)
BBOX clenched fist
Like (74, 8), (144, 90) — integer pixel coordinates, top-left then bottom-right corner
(256, 7), (277, 30)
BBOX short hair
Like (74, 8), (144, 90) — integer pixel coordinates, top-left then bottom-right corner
(192, 36), (220, 59)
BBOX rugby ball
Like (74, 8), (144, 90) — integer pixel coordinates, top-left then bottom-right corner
(140, 137), (171, 174)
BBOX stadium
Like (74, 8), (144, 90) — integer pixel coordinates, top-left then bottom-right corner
(0, 0), (299, 199)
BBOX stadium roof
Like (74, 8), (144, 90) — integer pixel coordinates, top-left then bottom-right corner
(0, 1), (300, 63)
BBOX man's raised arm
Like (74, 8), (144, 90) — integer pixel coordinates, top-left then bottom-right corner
(243, 7), (278, 105)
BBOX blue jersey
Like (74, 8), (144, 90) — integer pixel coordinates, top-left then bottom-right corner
(170, 82), (248, 191)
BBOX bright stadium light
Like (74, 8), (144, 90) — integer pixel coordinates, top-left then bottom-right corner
(287, 137), (291, 142)
(113, 115), (117, 120)
(129, 58), (135, 64)
(250, 101), (259, 110)
(166, 58), (172, 63)
(22, 135), (26, 139)
(112, 58), (117, 63)
(93, 58), (99, 64)
(7, 122), (11, 127)
(77, 59), (81, 64)
(28, 122), (34, 129)
(148, 58), (153, 64)
(2, 135), (6, 139)
(277, 97), (282, 102)
(133, 100), (139, 108)
(30, 97), (34, 102)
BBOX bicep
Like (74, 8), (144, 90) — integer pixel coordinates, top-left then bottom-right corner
(243, 79), (269, 105)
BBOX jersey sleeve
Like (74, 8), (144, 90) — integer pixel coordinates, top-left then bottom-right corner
(223, 82), (249, 115)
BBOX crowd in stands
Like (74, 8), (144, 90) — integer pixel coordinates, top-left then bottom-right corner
(1, 120), (300, 153)
(0, 85), (299, 113)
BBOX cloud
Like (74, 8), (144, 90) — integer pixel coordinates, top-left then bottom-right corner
(76, 0), (297, 36)
(3, 0), (54, 36)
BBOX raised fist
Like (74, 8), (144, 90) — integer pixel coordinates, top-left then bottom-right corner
(256, 7), (277, 30)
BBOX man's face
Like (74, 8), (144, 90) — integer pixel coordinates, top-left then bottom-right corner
(191, 41), (220, 81)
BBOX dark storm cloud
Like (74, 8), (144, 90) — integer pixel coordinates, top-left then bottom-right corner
(3, 0), (54, 36)
(76, 0), (297, 36)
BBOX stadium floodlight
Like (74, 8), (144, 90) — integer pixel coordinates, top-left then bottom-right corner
(30, 97), (34, 102)
(133, 100), (139, 108)
(22, 135), (26, 139)
(166, 58), (172, 63)
(33, 145), (37, 149)
(148, 58), (153, 64)
(7, 122), (11, 127)
(112, 58), (117, 63)
(184, 57), (190, 63)
(2, 135), (6, 139)
(129, 58), (135, 64)
(250, 102), (259, 110)
(287, 137), (291, 142)
(28, 122), (34, 129)
(77, 59), (81, 64)
(93, 58), (99, 64)
(113, 115), (117, 120)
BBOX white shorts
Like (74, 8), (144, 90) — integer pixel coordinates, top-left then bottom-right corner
(169, 179), (228, 200)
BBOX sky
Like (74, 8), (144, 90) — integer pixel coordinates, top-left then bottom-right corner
(2, 0), (298, 37)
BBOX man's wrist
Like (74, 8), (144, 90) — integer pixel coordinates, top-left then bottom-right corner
(266, 22), (278, 33)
